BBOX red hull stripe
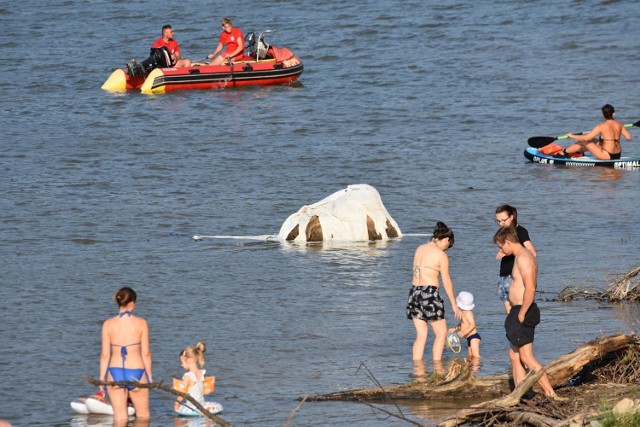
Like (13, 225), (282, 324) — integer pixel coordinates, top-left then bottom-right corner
(150, 63), (303, 91)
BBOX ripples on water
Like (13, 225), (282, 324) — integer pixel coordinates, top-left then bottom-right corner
(1, 1), (639, 426)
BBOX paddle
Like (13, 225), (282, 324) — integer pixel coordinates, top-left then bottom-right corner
(528, 120), (640, 148)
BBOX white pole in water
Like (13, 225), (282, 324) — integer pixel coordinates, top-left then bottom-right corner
(192, 234), (428, 241)
(193, 235), (277, 241)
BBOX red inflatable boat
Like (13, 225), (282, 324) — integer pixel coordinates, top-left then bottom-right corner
(101, 31), (303, 94)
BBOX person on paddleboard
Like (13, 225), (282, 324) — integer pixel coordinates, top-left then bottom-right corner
(562, 104), (632, 160)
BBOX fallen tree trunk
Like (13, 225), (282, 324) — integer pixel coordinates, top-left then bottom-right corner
(436, 367), (548, 427)
(439, 334), (640, 427)
(303, 334), (636, 403)
(442, 406), (559, 427)
(305, 358), (509, 401)
(543, 333), (635, 386)
(437, 369), (558, 427)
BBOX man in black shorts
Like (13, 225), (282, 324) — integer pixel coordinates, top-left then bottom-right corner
(494, 227), (564, 400)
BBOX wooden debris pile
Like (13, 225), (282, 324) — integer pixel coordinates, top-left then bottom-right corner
(303, 334), (639, 427)
(556, 265), (640, 302)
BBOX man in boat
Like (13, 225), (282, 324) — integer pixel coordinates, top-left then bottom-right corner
(151, 25), (191, 68)
(207, 17), (244, 65)
(562, 104), (632, 160)
(493, 227), (565, 401)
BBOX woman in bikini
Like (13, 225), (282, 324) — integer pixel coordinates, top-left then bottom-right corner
(564, 104), (632, 160)
(407, 222), (461, 365)
(100, 287), (153, 424)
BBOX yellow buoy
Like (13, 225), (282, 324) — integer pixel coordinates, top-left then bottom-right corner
(140, 68), (166, 95)
(101, 69), (128, 92)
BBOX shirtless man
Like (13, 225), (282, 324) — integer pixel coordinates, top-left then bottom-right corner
(493, 227), (563, 400)
(564, 104), (632, 160)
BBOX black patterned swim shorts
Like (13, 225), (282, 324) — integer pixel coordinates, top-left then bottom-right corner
(505, 303), (540, 348)
(406, 285), (445, 321)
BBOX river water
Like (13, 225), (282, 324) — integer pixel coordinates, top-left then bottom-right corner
(1, 1), (639, 426)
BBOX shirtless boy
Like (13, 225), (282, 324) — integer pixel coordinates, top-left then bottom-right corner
(493, 227), (563, 400)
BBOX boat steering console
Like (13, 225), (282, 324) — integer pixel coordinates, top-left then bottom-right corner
(245, 30), (274, 60)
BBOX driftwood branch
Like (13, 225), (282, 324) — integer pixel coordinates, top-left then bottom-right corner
(556, 265), (640, 302)
(356, 401), (426, 427)
(303, 334), (636, 404)
(82, 377), (232, 427)
(304, 357), (509, 402)
(441, 406), (558, 427)
(491, 367), (544, 407)
(283, 396), (307, 427)
(437, 368), (546, 427)
(503, 410), (558, 427)
(302, 334), (638, 427)
(438, 334), (640, 427)
(543, 333), (635, 387)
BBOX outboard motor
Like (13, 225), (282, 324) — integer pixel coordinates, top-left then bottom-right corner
(126, 46), (172, 78)
(245, 31), (271, 60)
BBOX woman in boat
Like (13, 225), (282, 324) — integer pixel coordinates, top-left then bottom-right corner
(208, 17), (245, 65)
(100, 287), (153, 424)
(563, 104), (632, 160)
(407, 222), (461, 366)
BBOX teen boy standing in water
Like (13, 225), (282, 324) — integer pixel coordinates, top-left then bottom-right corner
(495, 205), (536, 314)
(493, 227), (564, 401)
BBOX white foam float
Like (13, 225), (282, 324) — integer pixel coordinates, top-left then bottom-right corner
(70, 396), (135, 416)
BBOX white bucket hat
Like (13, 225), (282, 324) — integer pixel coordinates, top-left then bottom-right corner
(456, 291), (475, 310)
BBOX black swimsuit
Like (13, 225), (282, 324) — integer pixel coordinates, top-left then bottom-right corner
(599, 137), (621, 159)
(606, 151), (621, 160)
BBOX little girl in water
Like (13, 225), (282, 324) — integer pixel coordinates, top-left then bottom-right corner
(173, 342), (223, 416)
(448, 291), (481, 360)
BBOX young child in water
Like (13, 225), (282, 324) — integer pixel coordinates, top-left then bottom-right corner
(448, 291), (481, 359)
(173, 341), (223, 416)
